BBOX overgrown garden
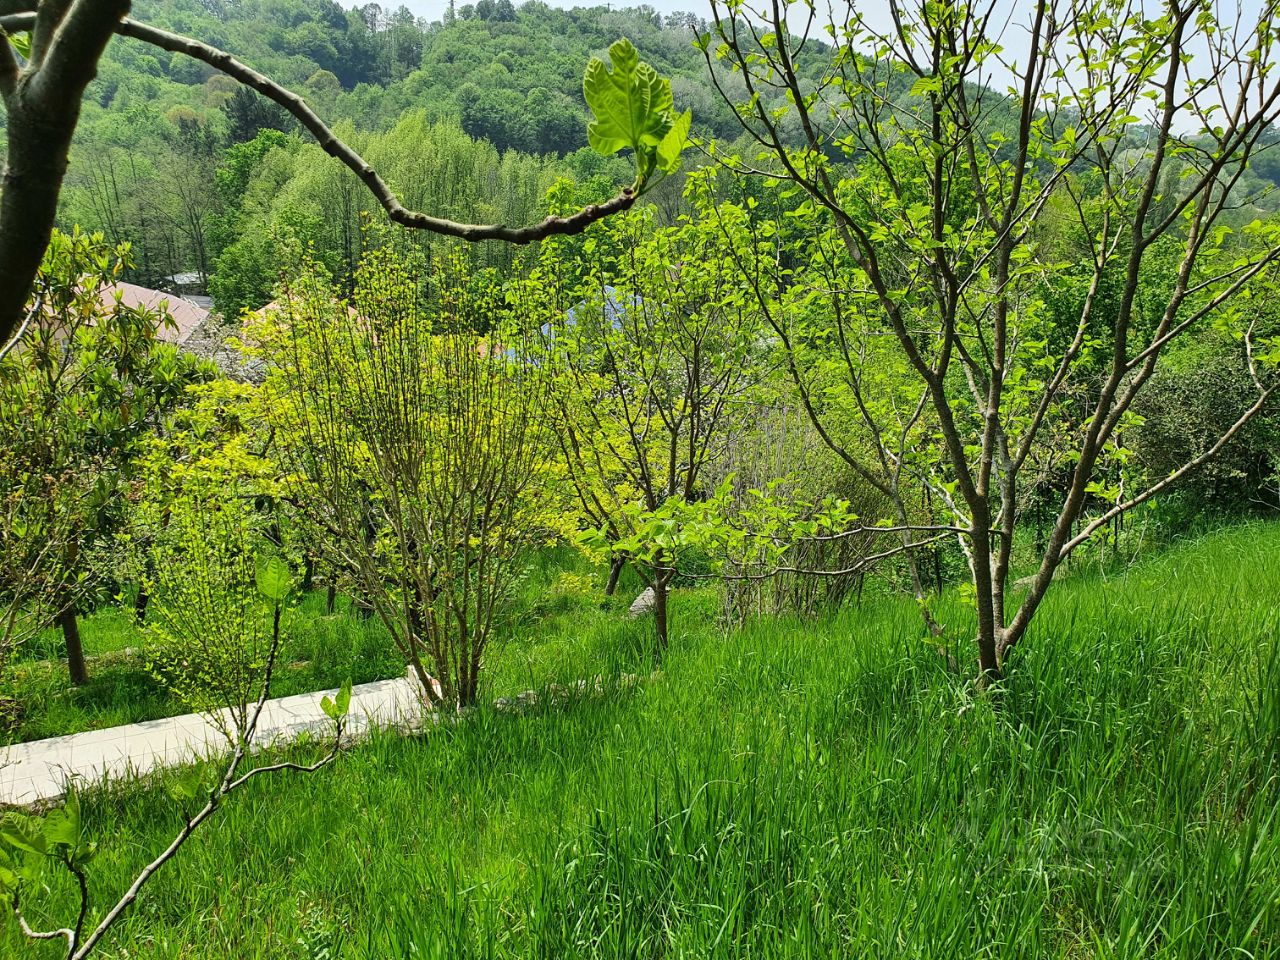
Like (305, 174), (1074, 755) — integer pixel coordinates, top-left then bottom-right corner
(2, 0), (1280, 955)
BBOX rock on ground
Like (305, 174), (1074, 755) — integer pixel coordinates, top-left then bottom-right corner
(628, 586), (656, 618)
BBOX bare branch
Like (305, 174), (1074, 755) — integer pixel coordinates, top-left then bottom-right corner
(0, 293), (38, 363)
(1058, 384), (1280, 561)
(0, 25), (18, 102)
(28, 0), (70, 66)
(28, 0), (128, 109)
(67, 673), (344, 959)
(11, 891), (73, 945)
(668, 532), (951, 581)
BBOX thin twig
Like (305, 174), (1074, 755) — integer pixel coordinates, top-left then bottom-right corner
(0, 294), (39, 364)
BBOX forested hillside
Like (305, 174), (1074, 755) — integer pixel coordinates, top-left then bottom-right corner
(37, 0), (752, 306)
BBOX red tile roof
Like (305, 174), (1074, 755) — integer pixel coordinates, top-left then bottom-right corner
(99, 282), (210, 344)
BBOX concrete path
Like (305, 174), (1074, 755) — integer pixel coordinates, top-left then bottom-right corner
(0, 675), (426, 807)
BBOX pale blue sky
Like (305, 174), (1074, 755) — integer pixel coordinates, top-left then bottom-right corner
(390, 0), (717, 17)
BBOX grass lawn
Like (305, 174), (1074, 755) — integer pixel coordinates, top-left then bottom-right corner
(3, 526), (1280, 957)
(2, 592), (403, 744)
(1, 547), (645, 745)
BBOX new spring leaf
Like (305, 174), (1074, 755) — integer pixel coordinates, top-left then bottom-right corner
(255, 554), (293, 603)
(584, 38), (688, 189)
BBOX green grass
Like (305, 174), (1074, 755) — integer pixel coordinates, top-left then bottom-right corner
(2, 591), (404, 744)
(4, 524), (1280, 957)
(1, 546), (641, 744)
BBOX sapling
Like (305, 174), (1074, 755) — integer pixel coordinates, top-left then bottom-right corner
(0, 508), (350, 960)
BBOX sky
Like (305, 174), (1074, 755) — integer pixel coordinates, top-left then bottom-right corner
(390, 0), (721, 17)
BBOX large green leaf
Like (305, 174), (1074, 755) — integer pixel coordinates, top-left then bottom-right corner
(255, 554), (293, 603)
(657, 108), (692, 175)
(584, 38), (682, 186)
(0, 816), (46, 857)
(42, 810), (77, 848)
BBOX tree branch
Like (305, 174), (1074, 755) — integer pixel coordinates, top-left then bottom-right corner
(0, 12), (635, 244)
(1057, 383), (1280, 561)
(28, 0), (128, 109)
(11, 891), (73, 945)
(0, 293), (38, 363)
(0, 24), (18, 103)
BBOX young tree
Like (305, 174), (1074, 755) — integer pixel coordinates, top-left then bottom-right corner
(119, 375), (280, 627)
(145, 494), (289, 742)
(252, 250), (553, 709)
(0, 492), (350, 960)
(538, 173), (766, 655)
(0, 229), (210, 685)
(0, 330), (82, 687)
(0, 6), (685, 345)
(704, 0), (1280, 680)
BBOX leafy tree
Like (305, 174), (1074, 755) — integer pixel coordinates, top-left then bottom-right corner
(537, 173), (763, 655)
(0, 507), (350, 960)
(119, 374), (279, 626)
(1134, 338), (1280, 516)
(1, 229), (211, 685)
(303, 67), (341, 98)
(208, 116), (569, 314)
(251, 250), (555, 709)
(0, 4), (674, 344)
(523, 86), (582, 156)
(222, 84), (293, 143)
(459, 82), (532, 153)
(704, 0), (1280, 681)
(145, 494), (280, 736)
(206, 128), (293, 262)
(0, 351), (81, 690)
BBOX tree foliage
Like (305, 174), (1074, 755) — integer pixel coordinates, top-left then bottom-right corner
(0, 229), (211, 684)
(536, 172), (765, 653)
(702, 0), (1280, 678)
(251, 249), (555, 708)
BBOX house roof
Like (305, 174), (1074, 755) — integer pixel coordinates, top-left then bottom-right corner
(99, 282), (210, 345)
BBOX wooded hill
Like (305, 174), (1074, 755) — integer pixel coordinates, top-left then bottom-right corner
(30, 0), (765, 306)
(21, 0), (1280, 315)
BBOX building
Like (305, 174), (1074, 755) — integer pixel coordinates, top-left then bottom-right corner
(98, 282), (210, 346)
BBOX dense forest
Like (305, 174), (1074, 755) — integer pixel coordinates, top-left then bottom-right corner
(38, 0), (1280, 318)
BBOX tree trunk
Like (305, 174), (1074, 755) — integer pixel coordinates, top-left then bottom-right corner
(301, 553), (315, 593)
(461, 643), (482, 711)
(976, 626), (1001, 685)
(604, 555), (624, 596)
(60, 601), (89, 687)
(0, 102), (77, 343)
(406, 648), (442, 709)
(0, 1), (132, 344)
(653, 577), (669, 662)
(969, 512), (1001, 685)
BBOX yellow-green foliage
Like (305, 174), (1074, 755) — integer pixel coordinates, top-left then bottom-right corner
(144, 495), (276, 737)
(248, 247), (559, 707)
